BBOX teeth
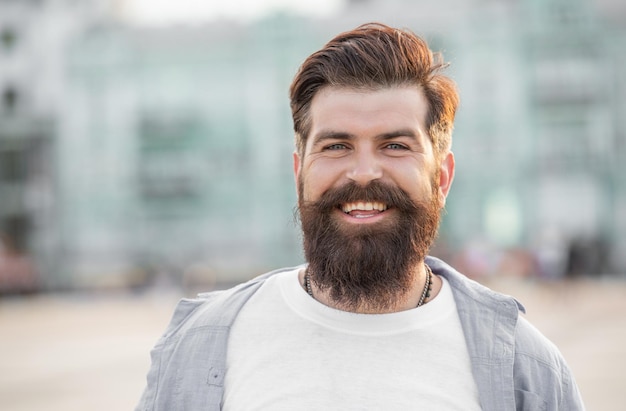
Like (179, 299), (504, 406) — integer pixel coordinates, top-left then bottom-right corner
(342, 201), (388, 213)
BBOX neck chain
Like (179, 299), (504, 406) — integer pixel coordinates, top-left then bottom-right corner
(303, 264), (433, 308)
(416, 264), (433, 307)
(304, 269), (314, 297)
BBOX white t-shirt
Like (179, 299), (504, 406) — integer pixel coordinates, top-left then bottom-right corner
(223, 268), (481, 410)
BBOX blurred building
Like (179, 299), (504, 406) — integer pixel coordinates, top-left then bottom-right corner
(0, 0), (105, 291)
(60, 15), (312, 288)
(0, 0), (624, 291)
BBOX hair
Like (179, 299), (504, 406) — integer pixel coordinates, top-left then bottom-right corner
(289, 22), (459, 160)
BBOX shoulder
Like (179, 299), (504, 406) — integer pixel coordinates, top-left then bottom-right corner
(427, 256), (563, 373)
(513, 315), (575, 385)
(427, 256), (563, 360)
(426, 256), (525, 315)
(514, 315), (562, 364)
(426, 257), (583, 408)
(513, 315), (584, 408)
(160, 265), (304, 342)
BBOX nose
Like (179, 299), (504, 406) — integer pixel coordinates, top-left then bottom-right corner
(346, 149), (383, 186)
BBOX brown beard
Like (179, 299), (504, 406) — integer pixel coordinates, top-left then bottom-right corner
(297, 178), (441, 311)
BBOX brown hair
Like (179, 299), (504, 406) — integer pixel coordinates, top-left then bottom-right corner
(289, 23), (459, 159)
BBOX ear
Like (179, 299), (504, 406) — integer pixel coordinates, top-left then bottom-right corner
(293, 151), (301, 181)
(293, 151), (302, 201)
(437, 151), (455, 207)
(293, 151), (302, 197)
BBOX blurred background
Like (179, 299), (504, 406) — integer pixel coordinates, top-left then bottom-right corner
(0, 0), (625, 409)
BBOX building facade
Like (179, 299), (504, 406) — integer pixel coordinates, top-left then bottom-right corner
(1, 0), (624, 291)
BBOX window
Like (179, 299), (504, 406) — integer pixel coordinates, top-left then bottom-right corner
(0, 148), (27, 183)
(3, 87), (18, 113)
(1, 27), (17, 51)
(0, 215), (30, 253)
(138, 115), (205, 201)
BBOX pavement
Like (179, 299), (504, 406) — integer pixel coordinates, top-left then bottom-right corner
(0, 276), (624, 410)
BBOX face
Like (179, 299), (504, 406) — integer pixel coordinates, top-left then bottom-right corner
(294, 86), (455, 310)
(294, 85), (454, 226)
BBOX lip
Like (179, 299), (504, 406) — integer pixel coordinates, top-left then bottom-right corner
(341, 201), (388, 213)
(336, 205), (390, 224)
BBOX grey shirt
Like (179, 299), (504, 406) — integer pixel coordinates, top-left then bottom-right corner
(136, 256), (585, 410)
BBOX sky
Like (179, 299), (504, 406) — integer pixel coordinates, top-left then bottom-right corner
(123, 0), (346, 26)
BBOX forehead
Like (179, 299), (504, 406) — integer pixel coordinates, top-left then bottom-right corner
(307, 86), (429, 142)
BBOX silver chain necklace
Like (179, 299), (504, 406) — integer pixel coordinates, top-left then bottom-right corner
(416, 264), (433, 307)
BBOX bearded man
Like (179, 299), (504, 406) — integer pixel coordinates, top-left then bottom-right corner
(136, 23), (585, 410)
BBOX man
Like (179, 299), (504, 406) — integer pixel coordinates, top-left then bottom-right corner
(136, 23), (585, 410)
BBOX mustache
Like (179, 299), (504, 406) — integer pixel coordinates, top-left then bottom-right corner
(299, 180), (419, 213)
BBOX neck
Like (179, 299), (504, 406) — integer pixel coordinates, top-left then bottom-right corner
(301, 263), (441, 314)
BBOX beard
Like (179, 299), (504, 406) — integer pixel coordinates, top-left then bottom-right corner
(297, 177), (442, 311)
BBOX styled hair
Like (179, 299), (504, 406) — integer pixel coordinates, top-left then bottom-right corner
(289, 23), (459, 159)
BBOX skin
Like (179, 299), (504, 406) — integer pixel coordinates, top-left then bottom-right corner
(294, 85), (456, 313)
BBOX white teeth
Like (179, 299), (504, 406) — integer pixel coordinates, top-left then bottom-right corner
(341, 201), (388, 213)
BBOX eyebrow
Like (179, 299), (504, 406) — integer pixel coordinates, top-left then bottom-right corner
(311, 129), (422, 146)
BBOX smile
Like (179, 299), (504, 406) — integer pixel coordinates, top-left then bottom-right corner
(341, 201), (388, 215)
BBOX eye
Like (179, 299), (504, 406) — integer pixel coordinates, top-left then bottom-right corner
(385, 142), (408, 150)
(324, 143), (349, 151)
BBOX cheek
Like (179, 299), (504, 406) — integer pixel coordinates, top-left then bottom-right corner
(301, 160), (342, 201)
(391, 165), (436, 201)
